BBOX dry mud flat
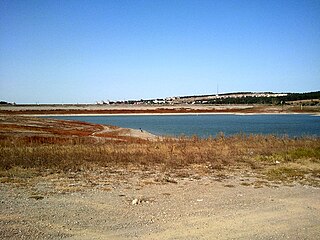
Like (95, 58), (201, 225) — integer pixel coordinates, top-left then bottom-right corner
(1, 176), (320, 240)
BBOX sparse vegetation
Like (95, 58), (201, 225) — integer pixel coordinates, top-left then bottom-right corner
(1, 133), (319, 186)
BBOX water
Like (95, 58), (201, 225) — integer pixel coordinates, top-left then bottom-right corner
(45, 114), (320, 138)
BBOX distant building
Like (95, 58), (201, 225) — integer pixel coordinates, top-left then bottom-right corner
(153, 99), (166, 104)
(96, 100), (110, 105)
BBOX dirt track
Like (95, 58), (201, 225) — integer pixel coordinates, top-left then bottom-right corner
(1, 175), (319, 240)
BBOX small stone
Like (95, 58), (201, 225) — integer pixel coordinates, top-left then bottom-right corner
(132, 198), (139, 205)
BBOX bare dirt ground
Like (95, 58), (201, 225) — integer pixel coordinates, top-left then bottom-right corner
(1, 104), (319, 115)
(1, 173), (319, 240)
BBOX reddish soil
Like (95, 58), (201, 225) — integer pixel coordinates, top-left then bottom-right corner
(0, 115), (156, 144)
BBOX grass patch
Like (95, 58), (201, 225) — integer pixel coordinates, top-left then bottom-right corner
(1, 130), (320, 186)
(286, 147), (320, 161)
(266, 166), (307, 181)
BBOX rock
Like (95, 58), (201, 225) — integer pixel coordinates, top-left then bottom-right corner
(132, 198), (139, 205)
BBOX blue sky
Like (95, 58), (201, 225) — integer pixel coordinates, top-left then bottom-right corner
(1, 0), (319, 103)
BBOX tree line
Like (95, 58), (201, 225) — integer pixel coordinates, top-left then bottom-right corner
(206, 91), (320, 105)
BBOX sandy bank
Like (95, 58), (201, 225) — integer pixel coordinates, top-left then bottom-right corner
(18, 112), (320, 117)
(1, 104), (319, 117)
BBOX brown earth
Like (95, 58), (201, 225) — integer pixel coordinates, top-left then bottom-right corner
(1, 172), (319, 240)
(0, 104), (319, 115)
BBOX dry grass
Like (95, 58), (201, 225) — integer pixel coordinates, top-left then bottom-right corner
(1, 134), (319, 186)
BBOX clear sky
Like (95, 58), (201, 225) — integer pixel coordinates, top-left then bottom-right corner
(0, 0), (319, 103)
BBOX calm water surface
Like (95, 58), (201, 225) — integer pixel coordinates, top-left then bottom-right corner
(47, 114), (320, 138)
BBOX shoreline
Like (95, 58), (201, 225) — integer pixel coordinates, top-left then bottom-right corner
(1, 104), (319, 117)
(16, 112), (320, 117)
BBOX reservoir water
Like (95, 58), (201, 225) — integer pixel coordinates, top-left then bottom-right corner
(46, 114), (320, 138)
